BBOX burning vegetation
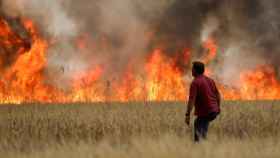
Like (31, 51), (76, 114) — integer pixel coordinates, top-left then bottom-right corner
(0, 0), (280, 103)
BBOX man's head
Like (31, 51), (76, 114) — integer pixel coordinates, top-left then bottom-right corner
(192, 61), (205, 77)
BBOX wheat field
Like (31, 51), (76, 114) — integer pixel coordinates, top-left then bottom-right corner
(0, 101), (279, 158)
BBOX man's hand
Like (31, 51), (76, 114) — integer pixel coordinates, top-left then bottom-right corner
(185, 114), (191, 126)
(186, 100), (194, 126)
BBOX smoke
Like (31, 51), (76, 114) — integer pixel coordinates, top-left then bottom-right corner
(154, 0), (280, 84)
(1, 0), (81, 89)
(2, 0), (78, 37)
(212, 0), (280, 85)
(1, 0), (176, 89)
(1, 0), (280, 89)
(154, 0), (280, 85)
(63, 0), (174, 73)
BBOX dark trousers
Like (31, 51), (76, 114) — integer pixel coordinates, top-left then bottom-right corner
(194, 112), (219, 142)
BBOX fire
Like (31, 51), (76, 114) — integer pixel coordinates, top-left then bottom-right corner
(0, 18), (45, 103)
(69, 49), (187, 102)
(221, 66), (280, 100)
(202, 38), (217, 64)
(0, 17), (280, 104)
(145, 49), (186, 101)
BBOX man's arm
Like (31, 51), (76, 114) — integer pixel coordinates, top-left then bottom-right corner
(185, 100), (195, 125)
(185, 82), (197, 125)
(186, 100), (195, 116)
(217, 89), (221, 108)
(214, 82), (221, 108)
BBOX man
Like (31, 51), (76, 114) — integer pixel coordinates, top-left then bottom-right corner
(185, 61), (221, 142)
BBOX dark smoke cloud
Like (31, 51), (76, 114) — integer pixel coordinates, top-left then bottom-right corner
(153, 0), (221, 51)
(213, 0), (280, 83)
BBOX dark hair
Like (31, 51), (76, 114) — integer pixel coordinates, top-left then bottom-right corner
(192, 61), (205, 75)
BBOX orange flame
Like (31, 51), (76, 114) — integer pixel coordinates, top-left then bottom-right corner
(220, 66), (280, 100)
(202, 38), (217, 64)
(0, 17), (280, 104)
(145, 49), (186, 101)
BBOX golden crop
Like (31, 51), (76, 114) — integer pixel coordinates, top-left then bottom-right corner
(0, 101), (279, 157)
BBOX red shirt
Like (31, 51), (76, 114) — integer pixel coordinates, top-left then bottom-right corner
(189, 75), (220, 117)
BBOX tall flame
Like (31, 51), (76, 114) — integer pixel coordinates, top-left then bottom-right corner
(0, 18), (280, 104)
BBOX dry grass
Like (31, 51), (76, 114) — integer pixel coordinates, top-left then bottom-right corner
(0, 101), (279, 157)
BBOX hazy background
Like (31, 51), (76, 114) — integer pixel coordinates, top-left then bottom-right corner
(1, 0), (280, 88)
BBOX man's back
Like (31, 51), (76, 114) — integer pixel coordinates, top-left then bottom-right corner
(186, 61), (221, 142)
(189, 75), (220, 117)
